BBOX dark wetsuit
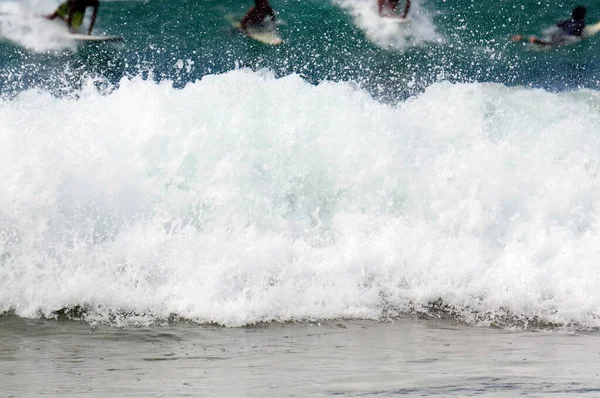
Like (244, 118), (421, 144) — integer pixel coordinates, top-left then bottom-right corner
(556, 18), (586, 37)
(241, 4), (275, 30)
(378, 0), (410, 18)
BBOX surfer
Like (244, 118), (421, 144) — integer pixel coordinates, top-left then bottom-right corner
(511, 5), (586, 46)
(378, 0), (411, 19)
(241, 0), (276, 31)
(45, 0), (99, 35)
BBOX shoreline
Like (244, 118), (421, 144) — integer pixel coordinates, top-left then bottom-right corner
(2, 315), (600, 397)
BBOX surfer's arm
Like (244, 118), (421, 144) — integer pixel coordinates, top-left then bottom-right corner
(240, 7), (255, 31)
(510, 35), (552, 46)
(269, 8), (276, 23)
(528, 36), (552, 46)
(88, 3), (99, 35)
(401, 0), (411, 18)
(44, 12), (61, 21)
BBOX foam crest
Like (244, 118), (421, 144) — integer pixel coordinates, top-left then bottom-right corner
(1, 70), (600, 328)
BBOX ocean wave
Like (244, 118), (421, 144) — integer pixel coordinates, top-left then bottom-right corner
(1, 69), (600, 328)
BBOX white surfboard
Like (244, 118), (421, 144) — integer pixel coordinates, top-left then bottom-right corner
(383, 17), (410, 24)
(67, 33), (123, 42)
(582, 21), (600, 38)
(226, 15), (283, 46)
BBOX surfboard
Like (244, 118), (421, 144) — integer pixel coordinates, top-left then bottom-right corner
(383, 17), (410, 24)
(529, 36), (580, 51)
(67, 33), (123, 42)
(226, 15), (283, 46)
(582, 21), (600, 38)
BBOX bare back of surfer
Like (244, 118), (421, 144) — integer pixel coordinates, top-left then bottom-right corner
(378, 0), (411, 19)
(45, 0), (99, 35)
(511, 5), (586, 46)
(241, 0), (276, 31)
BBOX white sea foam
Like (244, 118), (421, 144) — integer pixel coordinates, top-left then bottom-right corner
(0, 14), (79, 52)
(333, 0), (442, 49)
(1, 70), (600, 327)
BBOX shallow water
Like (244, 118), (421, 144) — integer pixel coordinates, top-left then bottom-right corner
(2, 315), (600, 397)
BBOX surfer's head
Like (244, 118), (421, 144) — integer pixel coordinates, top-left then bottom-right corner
(572, 5), (586, 21)
(255, 0), (270, 8)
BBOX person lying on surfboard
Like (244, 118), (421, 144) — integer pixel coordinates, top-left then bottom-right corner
(378, 0), (411, 19)
(511, 5), (586, 46)
(45, 0), (99, 35)
(241, 0), (276, 31)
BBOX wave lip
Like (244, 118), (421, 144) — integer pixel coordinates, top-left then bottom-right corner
(1, 70), (600, 328)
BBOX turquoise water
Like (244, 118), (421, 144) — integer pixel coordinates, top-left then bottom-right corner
(1, 0), (600, 98)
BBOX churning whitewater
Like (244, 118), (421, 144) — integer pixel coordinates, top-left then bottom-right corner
(2, 70), (600, 328)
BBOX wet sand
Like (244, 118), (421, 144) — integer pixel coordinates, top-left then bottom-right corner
(1, 316), (600, 397)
